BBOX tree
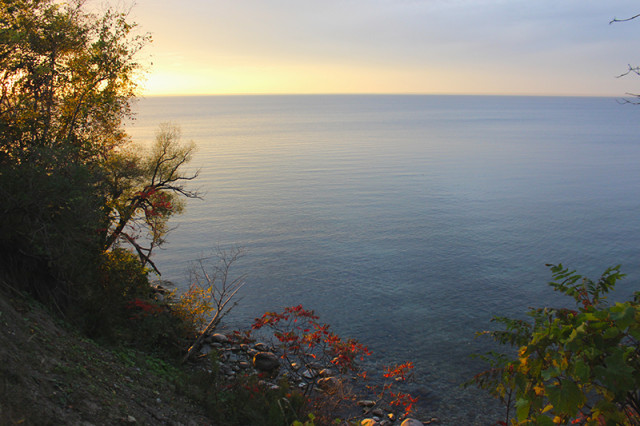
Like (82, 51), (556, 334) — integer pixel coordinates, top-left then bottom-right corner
(0, 0), (146, 166)
(0, 0), (195, 306)
(100, 123), (199, 273)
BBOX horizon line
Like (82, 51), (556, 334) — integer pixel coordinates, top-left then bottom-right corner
(139, 92), (624, 99)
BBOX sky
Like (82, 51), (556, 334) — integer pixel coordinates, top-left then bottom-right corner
(125, 0), (640, 96)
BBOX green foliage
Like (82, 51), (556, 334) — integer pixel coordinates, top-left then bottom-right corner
(0, 0), (147, 304)
(0, 0), (146, 164)
(0, 159), (103, 305)
(0, 0), (196, 341)
(72, 248), (191, 357)
(470, 264), (640, 425)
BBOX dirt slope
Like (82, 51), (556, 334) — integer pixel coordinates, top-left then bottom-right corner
(0, 289), (212, 425)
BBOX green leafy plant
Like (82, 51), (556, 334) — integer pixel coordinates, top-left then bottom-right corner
(470, 264), (640, 425)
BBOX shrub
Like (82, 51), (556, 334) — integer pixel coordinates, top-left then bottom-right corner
(241, 305), (418, 423)
(470, 264), (640, 425)
(73, 248), (191, 356)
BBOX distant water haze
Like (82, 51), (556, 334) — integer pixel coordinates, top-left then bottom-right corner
(127, 95), (640, 424)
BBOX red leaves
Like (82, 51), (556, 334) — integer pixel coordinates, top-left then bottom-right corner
(248, 305), (370, 372)
(126, 298), (163, 319)
(389, 391), (419, 416)
(383, 362), (414, 381)
(135, 186), (174, 219)
(247, 305), (418, 417)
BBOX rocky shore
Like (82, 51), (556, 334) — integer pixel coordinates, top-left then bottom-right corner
(196, 332), (439, 426)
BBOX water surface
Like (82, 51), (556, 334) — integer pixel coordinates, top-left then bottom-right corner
(127, 95), (640, 424)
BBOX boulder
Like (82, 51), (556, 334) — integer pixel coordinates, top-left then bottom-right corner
(371, 408), (384, 417)
(317, 376), (341, 391)
(254, 342), (269, 351)
(401, 419), (424, 426)
(210, 333), (229, 344)
(301, 369), (316, 380)
(253, 352), (280, 372)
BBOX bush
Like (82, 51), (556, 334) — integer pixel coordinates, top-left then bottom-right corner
(0, 160), (103, 308)
(470, 264), (640, 425)
(73, 248), (191, 356)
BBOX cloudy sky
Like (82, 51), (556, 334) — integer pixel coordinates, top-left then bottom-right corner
(128, 0), (640, 96)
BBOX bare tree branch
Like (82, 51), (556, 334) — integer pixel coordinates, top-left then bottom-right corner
(182, 248), (246, 363)
(610, 13), (640, 24)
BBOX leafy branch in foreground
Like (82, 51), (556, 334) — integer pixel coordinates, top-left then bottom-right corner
(469, 264), (640, 425)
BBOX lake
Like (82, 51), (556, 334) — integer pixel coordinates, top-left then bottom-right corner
(126, 95), (640, 424)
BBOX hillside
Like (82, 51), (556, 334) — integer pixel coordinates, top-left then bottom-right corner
(0, 285), (211, 425)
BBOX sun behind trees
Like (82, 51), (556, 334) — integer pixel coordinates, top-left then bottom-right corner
(0, 0), (196, 326)
(0, 3), (424, 424)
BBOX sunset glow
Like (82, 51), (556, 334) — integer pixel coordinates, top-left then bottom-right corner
(130, 0), (640, 97)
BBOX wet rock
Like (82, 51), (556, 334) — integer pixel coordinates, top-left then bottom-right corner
(357, 400), (376, 407)
(372, 408), (384, 417)
(253, 352), (280, 372)
(318, 368), (334, 377)
(317, 376), (340, 391)
(210, 333), (229, 344)
(254, 342), (269, 352)
(401, 419), (424, 426)
(301, 369), (316, 380)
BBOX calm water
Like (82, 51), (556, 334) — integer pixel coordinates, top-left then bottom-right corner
(127, 95), (640, 424)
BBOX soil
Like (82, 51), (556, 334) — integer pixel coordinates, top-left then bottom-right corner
(0, 288), (213, 425)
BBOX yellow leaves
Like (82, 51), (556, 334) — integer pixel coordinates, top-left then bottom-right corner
(172, 284), (214, 331)
(519, 355), (530, 374)
(552, 416), (563, 424)
(535, 385), (546, 397)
